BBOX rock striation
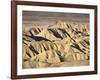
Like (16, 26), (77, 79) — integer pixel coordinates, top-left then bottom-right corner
(23, 20), (90, 68)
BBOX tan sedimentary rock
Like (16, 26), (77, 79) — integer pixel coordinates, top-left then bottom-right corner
(23, 20), (90, 68)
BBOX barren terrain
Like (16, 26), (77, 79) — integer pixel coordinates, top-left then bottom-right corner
(22, 20), (90, 68)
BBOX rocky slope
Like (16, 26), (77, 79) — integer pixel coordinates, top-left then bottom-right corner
(22, 20), (90, 68)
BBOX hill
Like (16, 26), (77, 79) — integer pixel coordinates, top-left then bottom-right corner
(22, 20), (90, 68)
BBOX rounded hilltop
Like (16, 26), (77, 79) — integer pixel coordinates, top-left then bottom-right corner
(48, 20), (68, 28)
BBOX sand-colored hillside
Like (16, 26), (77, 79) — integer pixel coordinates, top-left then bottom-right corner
(22, 20), (90, 68)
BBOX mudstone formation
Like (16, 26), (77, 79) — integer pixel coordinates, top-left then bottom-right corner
(23, 21), (90, 68)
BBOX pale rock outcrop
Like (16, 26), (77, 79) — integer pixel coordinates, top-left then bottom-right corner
(22, 20), (90, 68)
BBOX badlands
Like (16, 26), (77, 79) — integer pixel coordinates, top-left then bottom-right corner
(22, 20), (90, 68)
